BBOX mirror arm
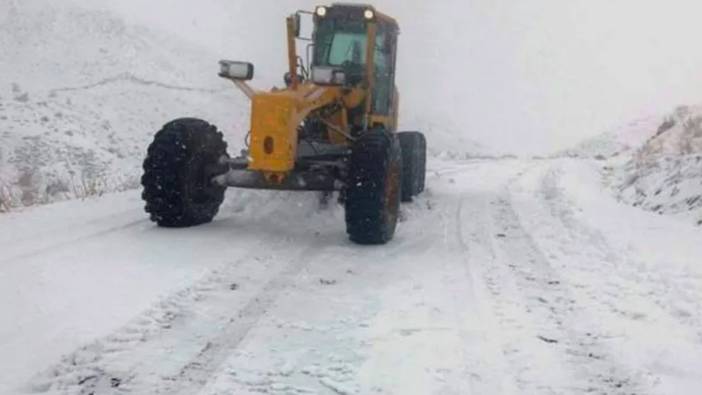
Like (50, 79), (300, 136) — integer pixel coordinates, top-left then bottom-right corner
(286, 15), (300, 90)
(231, 80), (255, 100)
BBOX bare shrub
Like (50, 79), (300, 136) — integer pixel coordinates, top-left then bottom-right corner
(683, 115), (702, 138)
(17, 170), (39, 206)
(656, 116), (676, 136)
(0, 181), (16, 212)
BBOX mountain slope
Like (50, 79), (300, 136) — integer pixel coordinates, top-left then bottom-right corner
(564, 103), (702, 225)
(609, 105), (702, 224)
(0, 0), (248, 210)
(558, 116), (663, 159)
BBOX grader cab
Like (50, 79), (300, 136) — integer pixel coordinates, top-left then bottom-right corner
(141, 4), (426, 244)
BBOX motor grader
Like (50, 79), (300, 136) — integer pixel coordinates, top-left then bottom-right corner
(141, 4), (426, 244)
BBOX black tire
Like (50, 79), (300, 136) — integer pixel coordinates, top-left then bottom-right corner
(398, 131), (427, 202)
(141, 118), (229, 227)
(345, 129), (402, 245)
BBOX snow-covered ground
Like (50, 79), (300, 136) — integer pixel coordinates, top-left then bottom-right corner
(2, 157), (702, 394)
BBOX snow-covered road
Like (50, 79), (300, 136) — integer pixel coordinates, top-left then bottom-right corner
(2, 158), (701, 395)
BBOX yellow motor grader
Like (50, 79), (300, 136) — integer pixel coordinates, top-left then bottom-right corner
(141, 4), (426, 244)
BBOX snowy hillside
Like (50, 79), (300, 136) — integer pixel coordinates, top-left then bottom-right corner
(608, 105), (702, 225)
(557, 116), (663, 159)
(0, 0), (249, 210)
(564, 103), (702, 225)
(402, 117), (491, 158)
(635, 105), (702, 158)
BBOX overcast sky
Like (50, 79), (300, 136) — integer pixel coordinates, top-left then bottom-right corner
(83, 0), (702, 154)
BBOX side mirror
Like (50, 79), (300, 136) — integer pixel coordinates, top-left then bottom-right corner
(293, 13), (302, 37)
(294, 11), (314, 40)
(218, 60), (254, 81)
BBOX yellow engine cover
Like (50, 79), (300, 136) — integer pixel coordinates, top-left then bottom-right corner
(248, 93), (299, 173)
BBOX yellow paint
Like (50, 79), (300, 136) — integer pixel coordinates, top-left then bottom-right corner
(247, 82), (366, 177)
(249, 93), (298, 173)
(242, 9), (399, 183)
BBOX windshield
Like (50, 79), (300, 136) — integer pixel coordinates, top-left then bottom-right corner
(327, 32), (366, 66)
(314, 19), (367, 67)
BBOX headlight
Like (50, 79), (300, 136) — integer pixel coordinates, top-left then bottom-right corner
(315, 6), (327, 17)
(218, 60), (254, 81)
(364, 9), (374, 20)
(311, 66), (346, 85)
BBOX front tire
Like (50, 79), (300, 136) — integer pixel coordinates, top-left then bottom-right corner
(141, 118), (229, 227)
(345, 129), (402, 245)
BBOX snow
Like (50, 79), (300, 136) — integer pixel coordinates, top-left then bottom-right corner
(558, 115), (663, 159)
(556, 102), (702, 226)
(510, 160), (702, 394)
(3, 0), (702, 394)
(610, 154), (702, 224)
(568, 105), (702, 226)
(0, 0), (249, 209)
(2, 158), (702, 394)
(0, 0), (493, 212)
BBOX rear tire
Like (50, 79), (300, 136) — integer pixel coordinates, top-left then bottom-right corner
(398, 131), (427, 202)
(141, 118), (229, 227)
(345, 129), (402, 245)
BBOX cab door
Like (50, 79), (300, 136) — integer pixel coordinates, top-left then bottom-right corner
(372, 27), (398, 118)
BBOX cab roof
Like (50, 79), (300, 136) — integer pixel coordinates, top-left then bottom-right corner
(325, 3), (399, 33)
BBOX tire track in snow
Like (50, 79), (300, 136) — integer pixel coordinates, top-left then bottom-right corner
(464, 193), (578, 393)
(451, 166), (580, 393)
(32, 229), (336, 395)
(537, 165), (702, 344)
(0, 217), (148, 265)
(161, 239), (333, 395)
(461, 174), (649, 394)
(491, 192), (647, 394)
(453, 195), (522, 395)
(197, 188), (500, 395)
